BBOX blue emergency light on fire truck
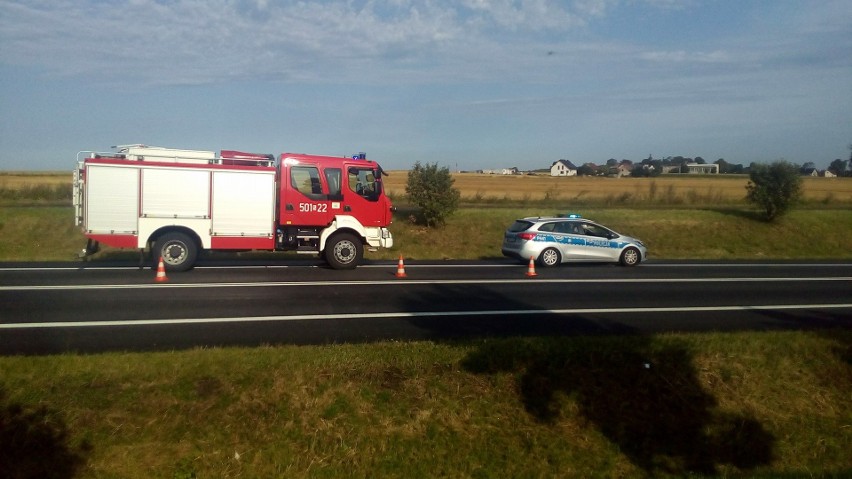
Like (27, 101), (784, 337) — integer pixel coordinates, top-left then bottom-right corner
(73, 145), (394, 271)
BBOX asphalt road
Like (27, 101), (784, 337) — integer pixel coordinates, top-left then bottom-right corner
(1, 259), (850, 355)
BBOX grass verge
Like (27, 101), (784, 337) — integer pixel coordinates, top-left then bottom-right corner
(1, 331), (850, 478)
(0, 207), (84, 261)
(3, 206), (852, 262)
(379, 206), (852, 261)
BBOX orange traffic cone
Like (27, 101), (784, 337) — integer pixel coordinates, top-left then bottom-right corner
(525, 256), (538, 277)
(155, 257), (169, 282)
(395, 255), (407, 278)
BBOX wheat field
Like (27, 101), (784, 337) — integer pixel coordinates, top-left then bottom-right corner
(383, 171), (852, 204)
(1, 170), (849, 204)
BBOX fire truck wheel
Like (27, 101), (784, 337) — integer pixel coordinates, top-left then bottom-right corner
(324, 233), (363, 270)
(154, 232), (197, 272)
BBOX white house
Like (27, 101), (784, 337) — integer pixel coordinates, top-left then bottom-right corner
(616, 160), (634, 177)
(686, 163), (719, 174)
(550, 159), (578, 177)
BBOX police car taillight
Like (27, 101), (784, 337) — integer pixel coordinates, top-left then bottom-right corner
(518, 232), (536, 240)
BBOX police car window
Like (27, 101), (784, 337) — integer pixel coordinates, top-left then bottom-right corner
(553, 222), (574, 234)
(508, 221), (533, 232)
(585, 224), (610, 238)
(538, 222), (556, 232)
(568, 222), (583, 235)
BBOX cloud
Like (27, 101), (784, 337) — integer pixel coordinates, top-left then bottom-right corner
(0, 0), (630, 86)
(639, 0), (695, 10)
(461, 0), (588, 30)
(640, 49), (730, 64)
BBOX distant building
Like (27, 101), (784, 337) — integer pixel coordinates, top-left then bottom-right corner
(686, 163), (719, 174)
(616, 160), (634, 177)
(550, 159), (578, 177)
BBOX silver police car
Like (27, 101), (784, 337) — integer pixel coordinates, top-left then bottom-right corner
(502, 214), (647, 267)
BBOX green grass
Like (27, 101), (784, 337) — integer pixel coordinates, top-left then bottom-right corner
(1, 331), (850, 478)
(377, 207), (852, 261)
(4, 206), (851, 263)
(0, 183), (71, 205)
(2, 177), (851, 478)
(0, 207), (84, 261)
(2, 172), (851, 262)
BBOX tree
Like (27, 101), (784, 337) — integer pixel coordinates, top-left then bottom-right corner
(405, 161), (460, 227)
(670, 156), (690, 173)
(578, 163), (597, 177)
(728, 162), (745, 174)
(828, 158), (849, 177)
(746, 161), (802, 221)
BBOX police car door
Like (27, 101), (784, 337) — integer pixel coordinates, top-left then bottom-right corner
(558, 221), (587, 259)
(578, 222), (620, 261)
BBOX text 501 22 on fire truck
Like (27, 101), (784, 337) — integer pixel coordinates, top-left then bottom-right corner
(73, 145), (394, 271)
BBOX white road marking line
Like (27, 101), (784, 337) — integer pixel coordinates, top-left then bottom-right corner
(2, 304), (850, 329)
(1, 276), (850, 291)
(642, 263), (852, 267)
(1, 262), (850, 273)
(0, 264), (304, 272)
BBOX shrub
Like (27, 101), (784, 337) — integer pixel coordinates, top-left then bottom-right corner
(746, 161), (802, 221)
(405, 162), (460, 227)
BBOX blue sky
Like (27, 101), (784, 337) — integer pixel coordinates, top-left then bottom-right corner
(1, 0), (850, 171)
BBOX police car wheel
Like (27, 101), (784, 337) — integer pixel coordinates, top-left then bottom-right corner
(620, 247), (640, 266)
(539, 248), (561, 267)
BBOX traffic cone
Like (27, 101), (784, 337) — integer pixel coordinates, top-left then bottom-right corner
(395, 255), (407, 278)
(525, 256), (538, 277)
(155, 257), (168, 282)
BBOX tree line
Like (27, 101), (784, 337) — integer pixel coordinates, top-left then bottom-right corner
(625, 155), (852, 177)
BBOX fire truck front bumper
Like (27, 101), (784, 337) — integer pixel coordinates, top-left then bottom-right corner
(367, 227), (393, 249)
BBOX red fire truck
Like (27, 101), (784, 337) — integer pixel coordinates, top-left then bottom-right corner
(73, 145), (394, 271)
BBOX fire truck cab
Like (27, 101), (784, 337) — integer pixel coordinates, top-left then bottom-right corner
(74, 145), (394, 271)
